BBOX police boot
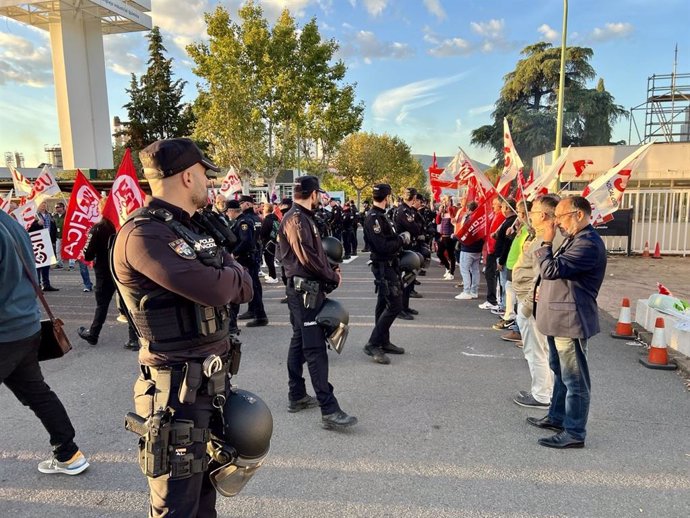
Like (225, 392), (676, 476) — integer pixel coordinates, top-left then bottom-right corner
(238, 311), (256, 320)
(77, 326), (98, 345)
(398, 310), (414, 320)
(417, 269), (426, 276)
(321, 410), (358, 430)
(246, 317), (269, 327)
(382, 342), (405, 355)
(123, 340), (140, 351)
(363, 344), (391, 365)
(409, 290), (423, 298)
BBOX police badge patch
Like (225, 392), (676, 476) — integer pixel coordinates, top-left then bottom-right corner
(169, 239), (196, 259)
(373, 220), (382, 234)
(240, 223), (250, 231)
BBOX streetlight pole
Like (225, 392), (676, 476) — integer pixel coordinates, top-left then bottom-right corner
(553, 0), (568, 190)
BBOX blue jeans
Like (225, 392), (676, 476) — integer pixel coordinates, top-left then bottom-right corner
(547, 336), (590, 441)
(78, 261), (92, 290)
(459, 251), (481, 295)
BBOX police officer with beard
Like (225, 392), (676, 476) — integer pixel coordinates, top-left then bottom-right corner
(363, 184), (408, 365)
(112, 138), (253, 517)
(235, 195), (268, 327)
(277, 176), (357, 430)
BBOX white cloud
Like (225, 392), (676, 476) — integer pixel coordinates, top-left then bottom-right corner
(537, 23), (559, 43)
(339, 30), (414, 63)
(428, 37), (473, 57)
(372, 72), (467, 124)
(103, 34), (146, 76)
(362, 0), (388, 16)
(0, 32), (53, 87)
(470, 19), (504, 39)
(422, 25), (440, 45)
(152, 0), (212, 51)
(455, 118), (462, 132)
(423, 0), (446, 21)
(468, 104), (493, 116)
(590, 22), (634, 42)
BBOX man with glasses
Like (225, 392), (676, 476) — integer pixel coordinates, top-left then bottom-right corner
(527, 195), (607, 449)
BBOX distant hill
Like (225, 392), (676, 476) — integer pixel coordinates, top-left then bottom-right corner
(413, 154), (491, 172)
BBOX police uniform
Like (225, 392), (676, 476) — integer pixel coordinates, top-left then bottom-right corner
(363, 184), (406, 365)
(234, 197), (268, 326)
(341, 206), (356, 258)
(328, 201), (343, 240)
(112, 139), (253, 517)
(277, 175), (356, 429)
(395, 190), (423, 311)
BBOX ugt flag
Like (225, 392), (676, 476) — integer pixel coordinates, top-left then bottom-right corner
(61, 170), (101, 260)
(9, 164), (33, 196)
(496, 118), (524, 195)
(102, 148), (146, 230)
(27, 165), (61, 206)
(218, 167), (242, 197)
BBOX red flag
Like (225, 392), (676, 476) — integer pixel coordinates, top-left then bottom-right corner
(273, 204), (283, 221)
(455, 191), (504, 245)
(62, 170), (101, 260)
(102, 148), (146, 230)
(573, 159), (593, 178)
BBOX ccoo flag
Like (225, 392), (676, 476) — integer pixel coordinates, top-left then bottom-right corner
(102, 148), (146, 230)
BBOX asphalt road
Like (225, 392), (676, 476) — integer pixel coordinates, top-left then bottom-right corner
(1, 254), (689, 517)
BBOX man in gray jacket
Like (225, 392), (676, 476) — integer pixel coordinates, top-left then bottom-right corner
(528, 195), (607, 449)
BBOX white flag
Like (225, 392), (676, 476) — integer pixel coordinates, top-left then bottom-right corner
(27, 165), (61, 205)
(29, 228), (57, 268)
(0, 189), (14, 213)
(583, 143), (653, 225)
(9, 164), (33, 196)
(496, 118), (524, 194)
(218, 167), (243, 197)
(448, 147), (496, 194)
(524, 146), (571, 201)
(11, 200), (37, 230)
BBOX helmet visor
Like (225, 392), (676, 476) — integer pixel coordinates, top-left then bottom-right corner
(327, 322), (349, 354)
(209, 455), (265, 497)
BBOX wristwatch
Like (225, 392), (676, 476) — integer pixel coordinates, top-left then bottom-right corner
(540, 241), (553, 247)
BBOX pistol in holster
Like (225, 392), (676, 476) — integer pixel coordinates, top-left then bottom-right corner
(294, 276), (321, 309)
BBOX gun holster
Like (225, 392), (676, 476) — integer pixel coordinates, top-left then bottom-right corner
(294, 276), (321, 309)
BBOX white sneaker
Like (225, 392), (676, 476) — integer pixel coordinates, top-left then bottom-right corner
(470, 292), (479, 299)
(444, 272), (454, 280)
(478, 301), (499, 310)
(265, 276), (279, 284)
(38, 450), (89, 476)
(258, 270), (266, 277)
(116, 314), (128, 323)
(455, 292), (473, 300)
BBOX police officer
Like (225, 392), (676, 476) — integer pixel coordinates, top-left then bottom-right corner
(328, 198), (343, 240)
(395, 188), (423, 319)
(112, 138), (253, 517)
(277, 175), (357, 430)
(341, 203), (356, 259)
(224, 199), (243, 334)
(362, 183), (408, 365)
(235, 195), (269, 327)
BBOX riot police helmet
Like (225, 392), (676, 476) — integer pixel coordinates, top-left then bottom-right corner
(315, 298), (350, 354)
(207, 388), (273, 497)
(322, 236), (344, 264)
(399, 250), (422, 272)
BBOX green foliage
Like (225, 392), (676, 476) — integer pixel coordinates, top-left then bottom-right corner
(187, 1), (363, 179)
(118, 27), (195, 151)
(471, 42), (627, 166)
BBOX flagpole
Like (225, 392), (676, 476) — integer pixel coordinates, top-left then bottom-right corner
(553, 0), (568, 192)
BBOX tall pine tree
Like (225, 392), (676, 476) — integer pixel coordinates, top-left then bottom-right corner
(118, 26), (195, 151)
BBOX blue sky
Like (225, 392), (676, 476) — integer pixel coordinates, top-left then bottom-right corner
(1, 0), (688, 168)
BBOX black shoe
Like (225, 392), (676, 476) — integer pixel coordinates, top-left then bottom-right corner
(321, 410), (358, 430)
(77, 326), (98, 345)
(351, 252), (358, 256)
(382, 342), (405, 354)
(409, 290), (423, 299)
(343, 255), (351, 260)
(288, 395), (319, 413)
(123, 340), (140, 351)
(238, 311), (256, 320)
(362, 247), (370, 253)
(413, 279), (421, 285)
(417, 270), (426, 276)
(246, 318), (268, 327)
(363, 344), (391, 364)
(538, 430), (585, 449)
(526, 415), (564, 432)
(398, 311), (414, 320)
(42, 286), (59, 292)
(406, 308), (419, 315)
(280, 297), (288, 304)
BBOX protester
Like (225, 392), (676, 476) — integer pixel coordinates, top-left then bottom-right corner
(28, 201), (58, 292)
(455, 201), (483, 300)
(478, 197), (504, 311)
(260, 202), (280, 284)
(436, 196), (457, 280)
(52, 201), (74, 270)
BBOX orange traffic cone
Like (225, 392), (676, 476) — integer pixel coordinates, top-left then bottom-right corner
(652, 242), (662, 259)
(639, 317), (677, 370)
(642, 241), (650, 258)
(611, 298), (636, 339)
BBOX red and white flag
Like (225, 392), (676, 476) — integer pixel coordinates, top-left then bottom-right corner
(11, 200), (37, 229)
(583, 143), (653, 225)
(524, 146), (571, 201)
(496, 118), (524, 195)
(102, 148), (146, 230)
(447, 147), (496, 196)
(0, 189), (13, 213)
(9, 164), (33, 196)
(27, 165), (61, 205)
(454, 191), (501, 245)
(61, 170), (102, 260)
(218, 167), (243, 198)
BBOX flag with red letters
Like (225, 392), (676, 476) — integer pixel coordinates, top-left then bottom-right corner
(102, 148), (146, 230)
(61, 170), (102, 260)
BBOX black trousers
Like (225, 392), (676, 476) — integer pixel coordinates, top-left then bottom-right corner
(90, 271), (116, 337)
(242, 260), (266, 319)
(134, 373), (218, 518)
(263, 244), (277, 280)
(37, 266), (52, 289)
(484, 253), (498, 305)
(285, 285), (340, 415)
(342, 229), (356, 256)
(437, 236), (456, 274)
(367, 264), (403, 347)
(0, 331), (78, 462)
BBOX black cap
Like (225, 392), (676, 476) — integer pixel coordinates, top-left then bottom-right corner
(140, 138), (220, 179)
(294, 175), (325, 196)
(226, 200), (241, 210)
(373, 183), (392, 197)
(404, 187), (418, 199)
(280, 197), (292, 206)
(239, 194), (254, 204)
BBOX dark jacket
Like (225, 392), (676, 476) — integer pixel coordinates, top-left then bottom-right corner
(83, 218), (116, 275)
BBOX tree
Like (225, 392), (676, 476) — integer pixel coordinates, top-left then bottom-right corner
(118, 27), (195, 151)
(471, 42), (627, 166)
(333, 132), (425, 206)
(187, 2), (363, 187)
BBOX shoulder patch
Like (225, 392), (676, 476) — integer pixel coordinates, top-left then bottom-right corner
(407, 214), (414, 222)
(373, 219), (382, 234)
(169, 239), (196, 260)
(240, 222), (249, 231)
(313, 223), (319, 236)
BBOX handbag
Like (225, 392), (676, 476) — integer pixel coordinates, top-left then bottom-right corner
(5, 222), (73, 361)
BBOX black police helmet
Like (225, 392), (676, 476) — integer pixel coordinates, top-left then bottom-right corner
(316, 298), (350, 354)
(322, 236), (344, 264)
(399, 250), (422, 272)
(216, 389), (273, 459)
